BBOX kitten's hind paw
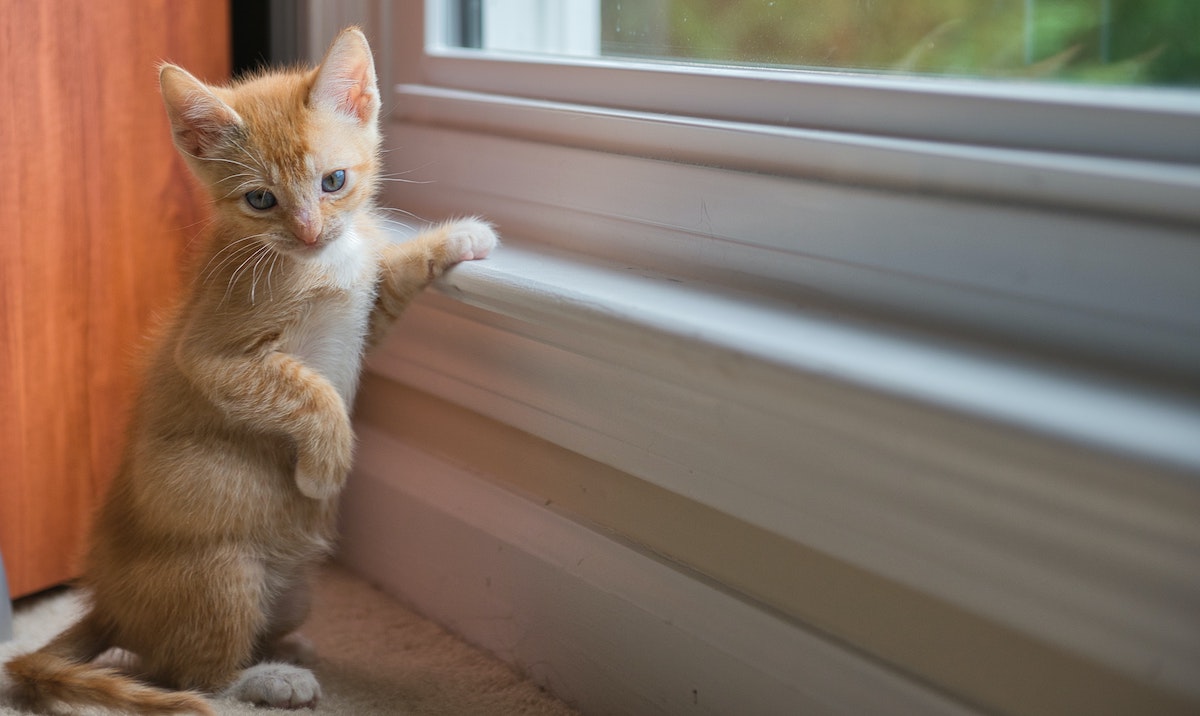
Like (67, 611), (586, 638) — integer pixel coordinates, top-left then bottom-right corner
(444, 217), (498, 262)
(225, 662), (321, 709)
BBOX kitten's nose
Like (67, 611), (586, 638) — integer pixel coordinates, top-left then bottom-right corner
(292, 208), (322, 246)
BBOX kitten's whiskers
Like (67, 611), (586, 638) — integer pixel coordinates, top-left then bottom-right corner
(264, 250), (281, 302)
(377, 171), (434, 185)
(376, 216), (416, 234)
(233, 143), (269, 175)
(227, 243), (275, 305)
(218, 177), (264, 201)
(181, 148), (259, 175)
(200, 233), (273, 287)
(377, 206), (427, 222)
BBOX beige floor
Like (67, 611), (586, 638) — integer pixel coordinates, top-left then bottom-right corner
(0, 562), (578, 715)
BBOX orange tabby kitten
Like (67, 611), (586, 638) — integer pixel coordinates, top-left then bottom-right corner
(5, 27), (495, 714)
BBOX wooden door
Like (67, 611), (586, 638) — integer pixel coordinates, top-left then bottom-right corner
(0, 1), (229, 598)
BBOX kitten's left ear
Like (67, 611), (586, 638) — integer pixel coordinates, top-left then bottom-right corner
(310, 27), (379, 125)
(159, 64), (242, 158)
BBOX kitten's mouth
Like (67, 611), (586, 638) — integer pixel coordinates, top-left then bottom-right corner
(289, 232), (339, 257)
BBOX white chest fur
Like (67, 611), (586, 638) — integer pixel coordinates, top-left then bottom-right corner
(282, 230), (376, 405)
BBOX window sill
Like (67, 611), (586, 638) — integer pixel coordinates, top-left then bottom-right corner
(368, 235), (1200, 705)
(416, 240), (1200, 471)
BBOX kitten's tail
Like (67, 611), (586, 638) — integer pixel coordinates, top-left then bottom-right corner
(6, 639), (214, 716)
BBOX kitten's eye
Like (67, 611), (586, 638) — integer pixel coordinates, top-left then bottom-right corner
(322, 170), (346, 193)
(245, 189), (277, 210)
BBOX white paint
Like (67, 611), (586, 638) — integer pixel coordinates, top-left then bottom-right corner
(339, 426), (978, 716)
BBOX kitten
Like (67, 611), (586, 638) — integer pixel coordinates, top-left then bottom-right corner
(4, 27), (495, 714)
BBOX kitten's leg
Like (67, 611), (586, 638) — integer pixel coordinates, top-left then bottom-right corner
(286, 367), (354, 500)
(134, 553), (265, 695)
(230, 575), (321, 710)
(253, 572), (315, 666)
(366, 217), (498, 349)
(179, 342), (353, 500)
(262, 633), (316, 666)
(132, 556), (323, 710)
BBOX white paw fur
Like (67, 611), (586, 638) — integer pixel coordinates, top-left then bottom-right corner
(444, 218), (498, 262)
(225, 662), (322, 709)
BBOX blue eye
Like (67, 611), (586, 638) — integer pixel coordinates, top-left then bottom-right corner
(245, 189), (277, 210)
(322, 170), (346, 193)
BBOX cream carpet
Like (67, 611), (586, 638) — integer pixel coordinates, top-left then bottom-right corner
(0, 563), (578, 715)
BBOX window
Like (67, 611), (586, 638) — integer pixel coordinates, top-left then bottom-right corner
(400, 0), (1200, 379)
(387, 0), (1200, 474)
(438, 0), (1200, 86)
(337, 3), (1200, 713)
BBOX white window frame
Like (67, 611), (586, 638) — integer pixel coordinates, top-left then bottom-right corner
(388, 5), (1200, 381)
(310, 3), (1200, 714)
(428, 0), (601, 56)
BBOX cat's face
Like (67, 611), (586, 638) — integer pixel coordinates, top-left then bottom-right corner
(160, 28), (381, 260)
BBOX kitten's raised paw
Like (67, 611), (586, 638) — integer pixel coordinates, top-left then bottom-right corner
(444, 217), (498, 262)
(225, 662), (321, 709)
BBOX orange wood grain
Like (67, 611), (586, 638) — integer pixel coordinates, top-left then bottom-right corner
(0, 0), (229, 598)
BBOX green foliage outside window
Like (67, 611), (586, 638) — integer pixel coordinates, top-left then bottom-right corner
(601, 1), (1200, 86)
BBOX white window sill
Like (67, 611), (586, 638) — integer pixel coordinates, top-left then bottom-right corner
(368, 234), (1200, 703)
(419, 240), (1200, 471)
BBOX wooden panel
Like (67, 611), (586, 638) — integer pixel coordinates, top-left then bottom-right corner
(0, 0), (229, 598)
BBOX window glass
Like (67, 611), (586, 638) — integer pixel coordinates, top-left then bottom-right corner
(444, 0), (1200, 87)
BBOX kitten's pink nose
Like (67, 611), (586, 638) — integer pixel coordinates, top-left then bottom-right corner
(292, 208), (322, 246)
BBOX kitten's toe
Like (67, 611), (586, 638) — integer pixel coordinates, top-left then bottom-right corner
(446, 217), (498, 261)
(226, 662), (321, 709)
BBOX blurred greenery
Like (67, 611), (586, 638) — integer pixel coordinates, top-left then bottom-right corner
(600, 0), (1200, 86)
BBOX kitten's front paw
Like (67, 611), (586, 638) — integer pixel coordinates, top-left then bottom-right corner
(444, 217), (498, 262)
(225, 663), (321, 709)
(295, 455), (349, 501)
(295, 411), (354, 500)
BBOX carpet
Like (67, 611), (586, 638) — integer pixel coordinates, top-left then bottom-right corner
(0, 562), (578, 715)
